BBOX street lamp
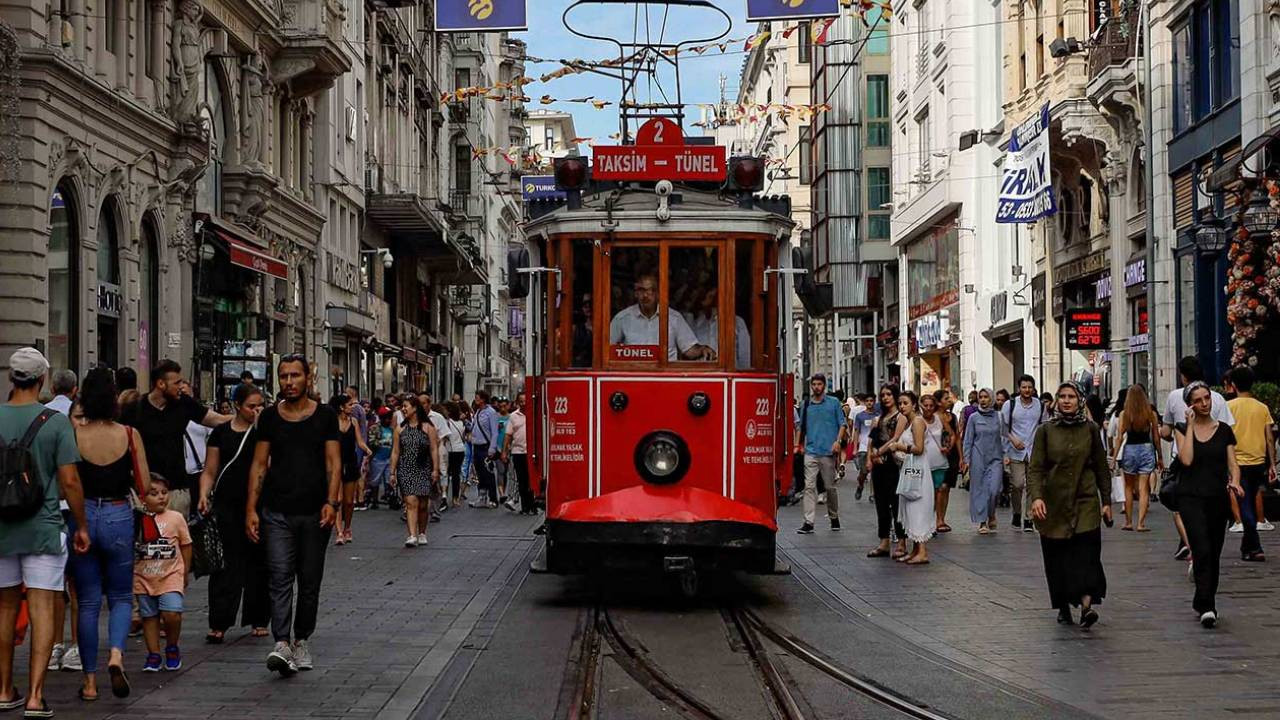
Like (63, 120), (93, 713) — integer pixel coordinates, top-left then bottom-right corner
(1242, 190), (1280, 235)
(1194, 212), (1229, 256)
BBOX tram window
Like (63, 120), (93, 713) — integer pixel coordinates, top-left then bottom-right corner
(570, 241), (593, 367)
(671, 247), (722, 364)
(734, 240), (756, 370)
(608, 246), (709, 362)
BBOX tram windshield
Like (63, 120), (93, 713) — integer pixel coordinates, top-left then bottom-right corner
(554, 236), (772, 371)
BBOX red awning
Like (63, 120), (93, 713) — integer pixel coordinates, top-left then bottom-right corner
(219, 231), (288, 280)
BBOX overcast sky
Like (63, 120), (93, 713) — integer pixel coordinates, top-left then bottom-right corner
(514, 1), (753, 144)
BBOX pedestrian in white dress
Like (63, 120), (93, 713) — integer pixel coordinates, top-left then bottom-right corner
(890, 391), (934, 565)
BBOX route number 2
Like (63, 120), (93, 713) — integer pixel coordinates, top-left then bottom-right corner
(553, 396), (569, 414)
(754, 398), (770, 416)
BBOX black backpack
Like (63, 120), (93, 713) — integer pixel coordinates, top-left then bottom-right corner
(0, 409), (56, 522)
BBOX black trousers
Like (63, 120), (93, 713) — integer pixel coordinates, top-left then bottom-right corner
(473, 444), (498, 502)
(448, 451), (465, 501)
(1180, 493), (1230, 614)
(1239, 464), (1266, 557)
(208, 502), (271, 632)
(511, 453), (533, 511)
(871, 465), (904, 540)
(263, 509), (331, 643)
(1039, 528), (1106, 610)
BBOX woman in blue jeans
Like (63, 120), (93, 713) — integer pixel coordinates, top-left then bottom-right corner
(70, 368), (150, 700)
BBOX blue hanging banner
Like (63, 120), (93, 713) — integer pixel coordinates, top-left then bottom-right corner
(436, 0), (527, 32)
(996, 103), (1057, 224)
(746, 0), (841, 22)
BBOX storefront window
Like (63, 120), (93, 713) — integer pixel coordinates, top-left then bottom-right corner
(47, 184), (78, 374)
(1177, 252), (1197, 360)
(139, 218), (160, 378)
(96, 200), (121, 370)
(906, 223), (959, 318)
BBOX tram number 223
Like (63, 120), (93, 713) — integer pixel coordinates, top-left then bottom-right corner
(553, 396), (569, 415)
(754, 398), (770, 417)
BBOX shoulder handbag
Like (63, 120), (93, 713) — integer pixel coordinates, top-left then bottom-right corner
(896, 450), (928, 501)
(1158, 459), (1181, 511)
(187, 426), (249, 579)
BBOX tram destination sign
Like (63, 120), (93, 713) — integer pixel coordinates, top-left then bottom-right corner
(1064, 308), (1109, 350)
(591, 118), (726, 182)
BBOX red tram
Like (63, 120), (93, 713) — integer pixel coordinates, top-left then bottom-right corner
(511, 120), (797, 585)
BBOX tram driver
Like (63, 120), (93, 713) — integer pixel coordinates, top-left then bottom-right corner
(609, 275), (716, 361)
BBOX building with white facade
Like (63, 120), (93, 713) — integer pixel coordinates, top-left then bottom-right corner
(890, 0), (1016, 394)
(526, 109), (580, 160)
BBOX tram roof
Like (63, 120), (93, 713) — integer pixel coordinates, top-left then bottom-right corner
(524, 186), (796, 239)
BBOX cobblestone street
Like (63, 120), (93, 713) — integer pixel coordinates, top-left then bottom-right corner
(12, 491), (1276, 720)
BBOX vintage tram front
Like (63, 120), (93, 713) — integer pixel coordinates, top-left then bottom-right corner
(513, 127), (797, 582)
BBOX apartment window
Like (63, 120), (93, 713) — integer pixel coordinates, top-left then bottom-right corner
(868, 122), (890, 147)
(916, 109), (931, 175)
(798, 22), (812, 63)
(455, 68), (470, 91)
(867, 75), (889, 119)
(868, 215), (891, 240)
(545, 126), (555, 151)
(799, 127), (812, 184)
(454, 144), (472, 194)
(1172, 0), (1240, 133)
(868, 167), (891, 209)
(867, 7), (889, 54)
(1035, 34), (1044, 78)
(143, 4), (155, 78)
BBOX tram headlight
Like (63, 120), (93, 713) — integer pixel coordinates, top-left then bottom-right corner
(634, 431), (691, 485)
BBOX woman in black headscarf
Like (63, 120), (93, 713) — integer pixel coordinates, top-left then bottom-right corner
(1028, 381), (1113, 628)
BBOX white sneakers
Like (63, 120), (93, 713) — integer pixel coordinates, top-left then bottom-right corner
(1259, 520), (1276, 531)
(292, 640), (313, 671)
(1228, 522), (1244, 533)
(47, 643), (82, 672)
(267, 641), (298, 676)
(404, 536), (418, 547)
(416, 533), (428, 545)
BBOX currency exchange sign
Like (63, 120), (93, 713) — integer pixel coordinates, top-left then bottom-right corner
(436, 0), (527, 32)
(746, 0), (840, 21)
(996, 103), (1057, 223)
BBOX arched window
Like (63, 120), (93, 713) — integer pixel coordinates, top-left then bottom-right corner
(96, 198), (122, 369)
(47, 181), (79, 373)
(139, 216), (161, 375)
(196, 60), (227, 214)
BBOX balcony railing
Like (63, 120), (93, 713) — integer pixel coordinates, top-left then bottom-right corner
(1087, 3), (1140, 81)
(448, 190), (476, 218)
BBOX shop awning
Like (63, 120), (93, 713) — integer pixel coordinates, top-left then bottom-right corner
(219, 231), (289, 280)
(325, 305), (377, 337)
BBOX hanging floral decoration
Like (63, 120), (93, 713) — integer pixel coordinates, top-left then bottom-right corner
(1226, 183), (1280, 368)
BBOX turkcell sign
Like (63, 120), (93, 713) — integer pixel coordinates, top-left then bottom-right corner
(521, 175), (565, 201)
(746, 0), (840, 21)
(996, 103), (1056, 223)
(592, 146), (726, 182)
(435, 0), (526, 32)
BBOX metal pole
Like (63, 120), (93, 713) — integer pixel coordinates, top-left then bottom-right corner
(873, 310), (882, 389)
(832, 312), (842, 391)
(1142, 0), (1159, 396)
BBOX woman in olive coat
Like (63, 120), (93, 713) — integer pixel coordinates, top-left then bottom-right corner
(1028, 381), (1113, 628)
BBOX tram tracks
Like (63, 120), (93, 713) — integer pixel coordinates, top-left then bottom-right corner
(562, 603), (951, 720)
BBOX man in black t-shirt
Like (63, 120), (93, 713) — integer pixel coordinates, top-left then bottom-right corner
(121, 360), (230, 516)
(246, 354), (341, 677)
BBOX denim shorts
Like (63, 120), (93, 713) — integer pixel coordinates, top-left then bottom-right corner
(137, 591), (184, 617)
(1120, 443), (1157, 474)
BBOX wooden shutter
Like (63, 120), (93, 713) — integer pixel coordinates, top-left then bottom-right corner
(1173, 169), (1194, 229)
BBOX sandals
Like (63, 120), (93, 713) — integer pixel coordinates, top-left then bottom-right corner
(978, 525), (990, 535)
(1135, 527), (1151, 533)
(866, 547), (890, 558)
(205, 632), (225, 644)
(108, 664), (130, 698)
(1121, 525), (1134, 531)
(936, 524), (952, 533)
(905, 557), (930, 565)
(78, 688), (98, 702)
(0, 693), (24, 711)
(251, 627), (270, 637)
(21, 701), (51, 719)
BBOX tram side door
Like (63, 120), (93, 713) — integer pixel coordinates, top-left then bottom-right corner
(774, 243), (795, 501)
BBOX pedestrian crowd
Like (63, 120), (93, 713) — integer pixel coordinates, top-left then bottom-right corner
(0, 347), (535, 717)
(792, 355), (1276, 632)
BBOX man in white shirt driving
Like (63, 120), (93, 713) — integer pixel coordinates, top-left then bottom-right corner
(609, 275), (714, 361)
